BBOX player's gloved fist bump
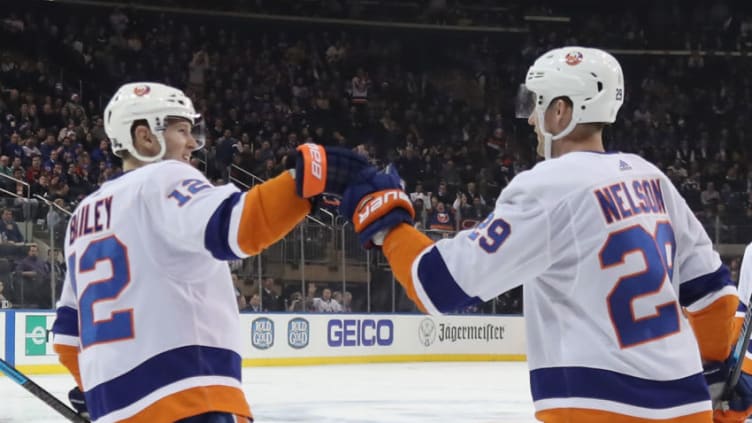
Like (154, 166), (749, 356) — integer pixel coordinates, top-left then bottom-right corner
(69, 386), (90, 418)
(294, 144), (370, 198)
(340, 165), (414, 248)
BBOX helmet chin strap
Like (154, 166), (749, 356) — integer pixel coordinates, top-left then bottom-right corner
(127, 130), (167, 163)
(535, 107), (579, 160)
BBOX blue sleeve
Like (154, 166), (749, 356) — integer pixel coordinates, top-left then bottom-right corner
(679, 265), (734, 307)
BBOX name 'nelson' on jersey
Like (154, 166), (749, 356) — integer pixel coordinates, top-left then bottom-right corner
(594, 178), (667, 224)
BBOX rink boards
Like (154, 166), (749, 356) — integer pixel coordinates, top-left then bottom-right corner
(0, 310), (526, 374)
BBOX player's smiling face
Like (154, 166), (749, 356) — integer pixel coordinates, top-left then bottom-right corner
(163, 119), (198, 164)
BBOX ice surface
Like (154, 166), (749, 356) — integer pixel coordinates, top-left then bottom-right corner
(0, 361), (535, 423)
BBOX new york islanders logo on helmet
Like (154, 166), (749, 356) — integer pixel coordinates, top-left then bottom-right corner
(565, 51), (583, 66)
(133, 85), (151, 96)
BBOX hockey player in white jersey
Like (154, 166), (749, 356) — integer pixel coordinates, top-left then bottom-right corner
(51, 82), (369, 423)
(339, 47), (739, 422)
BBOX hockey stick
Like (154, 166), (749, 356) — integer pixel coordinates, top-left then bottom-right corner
(0, 358), (89, 422)
(721, 296), (752, 409)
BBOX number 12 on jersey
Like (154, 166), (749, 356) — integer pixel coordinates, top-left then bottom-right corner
(599, 222), (679, 348)
(68, 236), (134, 349)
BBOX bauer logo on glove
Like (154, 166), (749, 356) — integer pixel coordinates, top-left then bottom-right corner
(355, 189), (414, 233)
(295, 143), (327, 197)
(341, 165), (415, 248)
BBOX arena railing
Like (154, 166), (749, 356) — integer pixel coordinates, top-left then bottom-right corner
(1, 169), (745, 313)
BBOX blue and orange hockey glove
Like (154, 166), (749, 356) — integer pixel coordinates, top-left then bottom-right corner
(340, 164), (415, 248)
(68, 386), (90, 419)
(294, 144), (370, 198)
(704, 360), (752, 422)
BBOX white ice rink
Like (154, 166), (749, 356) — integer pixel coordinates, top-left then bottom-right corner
(1, 361), (536, 423)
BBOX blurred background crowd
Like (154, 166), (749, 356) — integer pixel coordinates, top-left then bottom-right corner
(0, 0), (749, 313)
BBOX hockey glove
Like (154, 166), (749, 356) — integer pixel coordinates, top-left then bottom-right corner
(69, 386), (90, 419)
(294, 144), (370, 198)
(703, 360), (752, 422)
(340, 164), (415, 248)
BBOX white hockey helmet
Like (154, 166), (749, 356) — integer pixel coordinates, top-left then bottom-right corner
(516, 47), (624, 159)
(104, 82), (204, 163)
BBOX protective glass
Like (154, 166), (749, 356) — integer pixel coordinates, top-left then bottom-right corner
(191, 115), (206, 151)
(515, 84), (537, 119)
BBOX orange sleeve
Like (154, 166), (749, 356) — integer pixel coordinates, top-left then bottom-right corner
(236, 171), (312, 256)
(382, 223), (434, 313)
(54, 344), (82, 390)
(685, 294), (739, 362)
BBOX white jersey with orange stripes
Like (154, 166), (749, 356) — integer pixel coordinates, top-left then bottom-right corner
(51, 160), (306, 422)
(403, 151), (737, 421)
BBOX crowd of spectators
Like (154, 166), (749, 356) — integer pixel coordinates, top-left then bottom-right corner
(0, 1), (750, 311)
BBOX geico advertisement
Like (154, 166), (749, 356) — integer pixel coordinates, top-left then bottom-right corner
(240, 314), (525, 357)
(327, 318), (394, 347)
(243, 315), (397, 356)
(14, 312), (59, 365)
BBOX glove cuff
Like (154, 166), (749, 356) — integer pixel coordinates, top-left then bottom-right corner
(295, 143), (327, 198)
(358, 209), (413, 248)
